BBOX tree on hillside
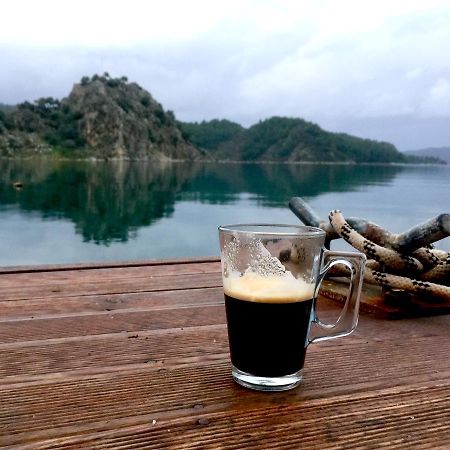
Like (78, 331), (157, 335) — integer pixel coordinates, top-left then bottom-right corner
(178, 119), (244, 150)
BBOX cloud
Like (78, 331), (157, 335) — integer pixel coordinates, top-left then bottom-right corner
(1, 0), (450, 149)
(421, 78), (450, 115)
(237, 3), (450, 121)
(0, 0), (224, 46)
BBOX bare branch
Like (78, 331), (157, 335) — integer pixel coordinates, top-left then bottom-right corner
(392, 214), (450, 252)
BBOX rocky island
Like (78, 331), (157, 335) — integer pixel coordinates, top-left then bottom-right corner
(0, 74), (203, 160)
(0, 74), (445, 164)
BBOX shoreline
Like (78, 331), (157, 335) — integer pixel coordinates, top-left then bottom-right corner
(0, 155), (447, 167)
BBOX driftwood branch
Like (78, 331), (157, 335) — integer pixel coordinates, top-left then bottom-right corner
(289, 197), (450, 252)
(392, 214), (450, 252)
(289, 197), (395, 245)
(288, 197), (321, 228)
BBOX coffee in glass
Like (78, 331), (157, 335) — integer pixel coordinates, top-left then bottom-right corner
(219, 224), (365, 391)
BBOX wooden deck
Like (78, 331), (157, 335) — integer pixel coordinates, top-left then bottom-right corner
(0, 257), (449, 449)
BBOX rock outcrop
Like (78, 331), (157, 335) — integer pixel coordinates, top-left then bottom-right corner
(65, 75), (202, 159)
(0, 74), (204, 160)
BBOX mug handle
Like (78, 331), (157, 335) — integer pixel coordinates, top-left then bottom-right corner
(309, 250), (366, 343)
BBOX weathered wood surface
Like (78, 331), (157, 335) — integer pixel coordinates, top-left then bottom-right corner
(0, 258), (449, 449)
(320, 279), (450, 319)
(289, 196), (450, 251)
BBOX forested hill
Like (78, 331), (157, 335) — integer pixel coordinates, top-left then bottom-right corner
(179, 117), (445, 164)
(0, 73), (445, 163)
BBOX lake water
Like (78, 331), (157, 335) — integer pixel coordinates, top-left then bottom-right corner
(0, 159), (449, 266)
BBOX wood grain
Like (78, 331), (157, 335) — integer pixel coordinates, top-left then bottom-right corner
(0, 258), (448, 449)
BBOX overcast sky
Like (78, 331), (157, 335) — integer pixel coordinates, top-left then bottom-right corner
(1, 0), (450, 150)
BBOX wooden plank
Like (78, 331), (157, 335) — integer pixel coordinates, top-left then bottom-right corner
(0, 304), (226, 343)
(0, 325), (228, 382)
(351, 312), (450, 341)
(0, 287), (224, 320)
(0, 286), (347, 322)
(0, 259), (448, 449)
(321, 278), (450, 319)
(0, 272), (223, 302)
(0, 256), (220, 275)
(20, 382), (450, 449)
(2, 290), (445, 346)
(0, 261), (221, 288)
(0, 337), (450, 428)
(1, 312), (448, 382)
(0, 349), (450, 445)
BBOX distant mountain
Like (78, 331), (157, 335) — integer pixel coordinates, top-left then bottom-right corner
(0, 74), (204, 160)
(404, 147), (450, 164)
(181, 117), (409, 163)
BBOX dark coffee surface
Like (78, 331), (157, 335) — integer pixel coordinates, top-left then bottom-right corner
(225, 295), (313, 377)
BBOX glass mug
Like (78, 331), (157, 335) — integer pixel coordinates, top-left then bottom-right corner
(219, 224), (366, 392)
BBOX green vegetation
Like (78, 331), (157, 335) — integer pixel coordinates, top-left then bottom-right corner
(14, 97), (85, 149)
(0, 109), (14, 131)
(331, 131), (406, 163)
(178, 119), (244, 151)
(0, 103), (15, 113)
(0, 73), (200, 159)
(403, 154), (445, 164)
(0, 74), (446, 163)
(205, 116), (409, 163)
(404, 147), (449, 164)
(180, 117), (446, 164)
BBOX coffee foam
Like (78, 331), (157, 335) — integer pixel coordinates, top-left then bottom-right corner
(223, 269), (315, 304)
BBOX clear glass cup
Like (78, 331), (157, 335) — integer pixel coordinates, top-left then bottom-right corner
(219, 224), (366, 392)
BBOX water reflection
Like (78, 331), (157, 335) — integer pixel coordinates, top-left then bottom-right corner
(0, 159), (403, 245)
(179, 163), (403, 206)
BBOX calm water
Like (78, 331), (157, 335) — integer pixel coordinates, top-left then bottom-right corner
(0, 159), (449, 266)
